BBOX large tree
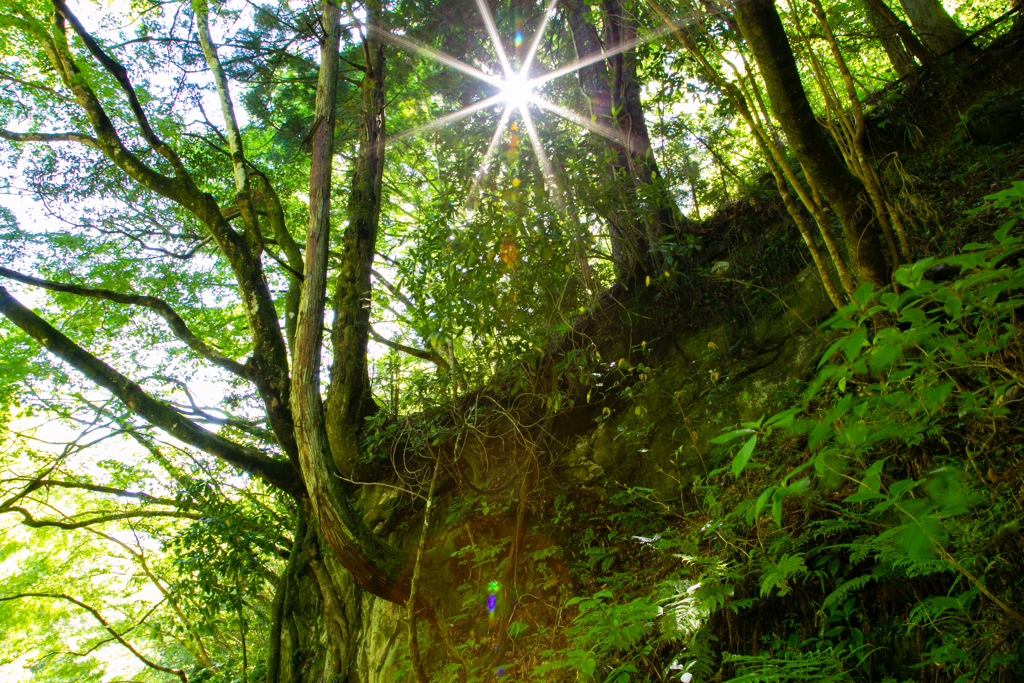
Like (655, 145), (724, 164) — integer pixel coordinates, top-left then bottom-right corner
(0, 0), (408, 677)
(561, 0), (690, 280)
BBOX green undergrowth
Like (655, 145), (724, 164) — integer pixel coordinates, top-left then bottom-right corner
(599, 199), (1024, 682)
(405, 188), (1024, 682)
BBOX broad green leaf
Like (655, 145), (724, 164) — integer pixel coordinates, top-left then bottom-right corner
(731, 435), (757, 478)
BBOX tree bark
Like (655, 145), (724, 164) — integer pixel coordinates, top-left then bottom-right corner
(561, 0), (688, 281)
(288, 0), (408, 605)
(733, 0), (890, 287)
(897, 0), (977, 58)
(863, 0), (917, 77)
(863, 0), (935, 66)
(325, 16), (388, 477)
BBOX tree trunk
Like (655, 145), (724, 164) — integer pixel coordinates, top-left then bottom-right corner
(325, 23), (388, 477)
(897, 0), (977, 58)
(561, 0), (688, 281)
(733, 0), (890, 287)
(863, 0), (936, 66)
(289, 0), (408, 606)
(863, 0), (918, 77)
(265, 500), (367, 683)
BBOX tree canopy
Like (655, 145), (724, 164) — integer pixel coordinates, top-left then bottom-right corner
(1, 0), (1021, 681)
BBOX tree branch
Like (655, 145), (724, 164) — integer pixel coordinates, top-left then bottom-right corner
(0, 266), (249, 379)
(0, 285), (301, 497)
(45, 7), (300, 466)
(370, 268), (417, 311)
(43, 2), (296, 438)
(369, 328), (449, 369)
(0, 592), (188, 683)
(52, 0), (187, 175)
(0, 128), (99, 148)
(4, 478), (193, 510)
(193, 0), (262, 247)
(3, 505), (201, 529)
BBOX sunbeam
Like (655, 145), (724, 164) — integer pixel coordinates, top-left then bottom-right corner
(468, 104), (515, 207)
(520, 105), (564, 208)
(531, 97), (641, 153)
(521, 0), (559, 76)
(501, 73), (533, 108)
(475, 0), (514, 77)
(368, 24), (500, 87)
(530, 21), (677, 88)
(387, 94), (506, 146)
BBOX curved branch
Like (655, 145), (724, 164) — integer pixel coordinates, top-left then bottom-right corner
(4, 505), (201, 529)
(193, 0), (262, 248)
(0, 266), (249, 379)
(0, 128), (99, 149)
(52, 0), (187, 175)
(369, 328), (449, 369)
(0, 285), (301, 497)
(45, 6), (299, 466)
(5, 478), (193, 510)
(0, 592), (188, 683)
(370, 268), (417, 311)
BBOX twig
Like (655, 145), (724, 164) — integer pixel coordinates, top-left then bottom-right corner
(407, 454), (442, 683)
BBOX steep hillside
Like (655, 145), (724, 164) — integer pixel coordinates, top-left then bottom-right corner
(307, 28), (1024, 682)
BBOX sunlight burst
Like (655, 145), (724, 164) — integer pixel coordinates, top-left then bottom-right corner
(376, 0), (673, 206)
(500, 73), (533, 110)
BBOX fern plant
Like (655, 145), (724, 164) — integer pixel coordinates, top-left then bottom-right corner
(706, 209), (1024, 681)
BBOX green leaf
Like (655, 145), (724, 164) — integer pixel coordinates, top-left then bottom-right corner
(888, 478), (920, 498)
(753, 486), (775, 520)
(711, 428), (755, 445)
(581, 657), (596, 677)
(731, 435), (757, 478)
(845, 460), (885, 503)
(765, 408), (800, 428)
(842, 331), (868, 363)
(853, 282), (875, 306)
(772, 492), (784, 527)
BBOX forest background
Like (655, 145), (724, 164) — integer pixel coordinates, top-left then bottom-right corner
(1, 0), (1023, 681)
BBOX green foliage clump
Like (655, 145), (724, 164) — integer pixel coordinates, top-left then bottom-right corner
(696, 211), (1024, 681)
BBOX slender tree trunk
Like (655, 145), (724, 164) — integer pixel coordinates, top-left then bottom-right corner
(325, 11), (388, 477)
(733, 0), (890, 287)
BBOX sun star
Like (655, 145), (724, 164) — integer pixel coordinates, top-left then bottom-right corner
(501, 73), (533, 111)
(373, 0), (675, 206)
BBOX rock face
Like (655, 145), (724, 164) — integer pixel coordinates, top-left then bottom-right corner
(326, 256), (836, 679)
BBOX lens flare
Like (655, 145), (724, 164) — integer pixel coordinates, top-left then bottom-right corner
(487, 580), (499, 615)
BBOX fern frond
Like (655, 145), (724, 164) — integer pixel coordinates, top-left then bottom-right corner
(822, 573), (873, 611)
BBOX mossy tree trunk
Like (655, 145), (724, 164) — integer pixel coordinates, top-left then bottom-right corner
(289, 0), (409, 606)
(733, 0), (891, 288)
